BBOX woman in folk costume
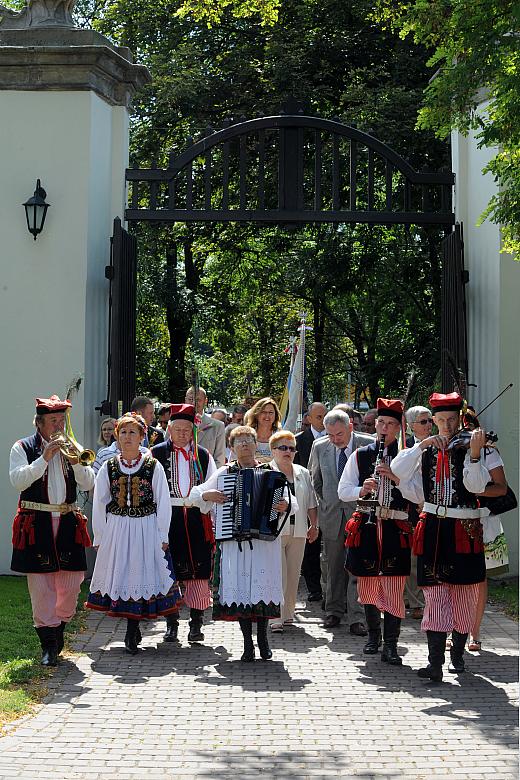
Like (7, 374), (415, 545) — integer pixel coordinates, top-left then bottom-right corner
(152, 404), (216, 643)
(190, 425), (297, 662)
(86, 413), (181, 655)
(339, 398), (415, 666)
(392, 392), (507, 681)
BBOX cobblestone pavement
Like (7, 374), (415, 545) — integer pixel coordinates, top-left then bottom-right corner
(0, 592), (517, 780)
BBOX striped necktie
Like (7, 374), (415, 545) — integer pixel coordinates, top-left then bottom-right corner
(337, 448), (347, 480)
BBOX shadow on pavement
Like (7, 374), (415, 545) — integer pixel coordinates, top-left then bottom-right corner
(191, 748), (401, 779)
(357, 653), (518, 748)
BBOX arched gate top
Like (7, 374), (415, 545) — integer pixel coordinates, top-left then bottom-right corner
(126, 113), (454, 225)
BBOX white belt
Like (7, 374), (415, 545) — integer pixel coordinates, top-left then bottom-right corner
(423, 502), (489, 519)
(170, 497), (193, 507)
(358, 506), (409, 521)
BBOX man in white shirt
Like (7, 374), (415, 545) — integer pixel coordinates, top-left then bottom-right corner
(10, 395), (95, 666)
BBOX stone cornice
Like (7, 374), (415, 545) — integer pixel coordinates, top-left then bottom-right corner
(0, 28), (150, 107)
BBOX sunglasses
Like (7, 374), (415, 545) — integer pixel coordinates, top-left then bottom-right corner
(415, 418), (433, 425)
(233, 437), (255, 446)
(274, 445), (296, 452)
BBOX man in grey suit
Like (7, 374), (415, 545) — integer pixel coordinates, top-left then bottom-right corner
(185, 386), (226, 467)
(309, 409), (373, 631)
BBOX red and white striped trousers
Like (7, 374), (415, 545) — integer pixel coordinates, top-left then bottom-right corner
(421, 583), (479, 633)
(182, 579), (212, 610)
(357, 576), (406, 619)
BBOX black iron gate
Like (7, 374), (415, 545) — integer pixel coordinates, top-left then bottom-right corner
(103, 217), (137, 416)
(441, 223), (468, 391)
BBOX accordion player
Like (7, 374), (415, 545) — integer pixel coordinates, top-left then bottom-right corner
(214, 466), (291, 544)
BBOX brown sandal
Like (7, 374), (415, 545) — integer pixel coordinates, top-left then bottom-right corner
(468, 637), (482, 651)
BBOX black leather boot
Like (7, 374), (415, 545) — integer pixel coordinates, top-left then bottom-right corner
(417, 630), (445, 682)
(163, 615), (179, 643)
(448, 630), (467, 673)
(239, 618), (255, 662)
(56, 622), (66, 655)
(363, 605), (382, 655)
(124, 619), (140, 655)
(256, 617), (272, 661)
(35, 626), (58, 667)
(381, 612), (403, 666)
(188, 608), (205, 642)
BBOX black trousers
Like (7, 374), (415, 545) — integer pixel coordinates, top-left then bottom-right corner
(301, 529), (322, 595)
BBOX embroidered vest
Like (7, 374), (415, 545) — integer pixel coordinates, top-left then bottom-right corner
(19, 433), (77, 505)
(106, 455), (157, 517)
(422, 446), (478, 509)
(356, 440), (409, 512)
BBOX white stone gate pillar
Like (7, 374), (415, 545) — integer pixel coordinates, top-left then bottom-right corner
(0, 9), (149, 573)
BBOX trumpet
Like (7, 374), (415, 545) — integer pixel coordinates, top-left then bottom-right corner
(50, 431), (95, 466)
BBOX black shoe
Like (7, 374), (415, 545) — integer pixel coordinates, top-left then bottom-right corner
(239, 618), (255, 662)
(417, 664), (443, 682)
(56, 622), (66, 655)
(35, 626), (58, 667)
(448, 630), (467, 673)
(418, 630), (446, 681)
(124, 619), (139, 655)
(188, 608), (205, 643)
(163, 615), (179, 643)
(256, 618), (272, 660)
(323, 615), (341, 629)
(349, 622), (368, 637)
(308, 592), (323, 602)
(363, 631), (382, 654)
(381, 642), (403, 665)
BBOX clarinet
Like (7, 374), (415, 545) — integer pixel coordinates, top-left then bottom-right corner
(356, 434), (386, 526)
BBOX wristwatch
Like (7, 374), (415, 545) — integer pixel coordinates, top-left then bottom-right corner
(469, 456), (480, 463)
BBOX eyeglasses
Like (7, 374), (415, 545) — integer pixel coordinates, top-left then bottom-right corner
(233, 437), (255, 446)
(415, 418), (433, 426)
(274, 445), (296, 452)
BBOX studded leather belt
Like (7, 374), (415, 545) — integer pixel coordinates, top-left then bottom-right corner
(20, 500), (78, 514)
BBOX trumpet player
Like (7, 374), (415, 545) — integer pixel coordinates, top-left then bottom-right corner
(339, 398), (415, 666)
(9, 395), (95, 667)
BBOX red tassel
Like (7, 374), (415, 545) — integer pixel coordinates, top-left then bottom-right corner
(394, 520), (412, 548)
(345, 512), (363, 548)
(12, 512), (25, 549)
(74, 513), (92, 547)
(412, 517), (425, 555)
(454, 519), (471, 554)
(201, 512), (215, 544)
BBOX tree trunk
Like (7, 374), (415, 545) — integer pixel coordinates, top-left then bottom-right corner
(165, 243), (191, 401)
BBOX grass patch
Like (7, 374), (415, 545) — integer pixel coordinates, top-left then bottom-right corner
(0, 575), (88, 729)
(488, 576), (519, 620)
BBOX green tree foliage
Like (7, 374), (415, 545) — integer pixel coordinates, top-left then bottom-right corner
(373, 0), (520, 254)
(32, 0), (449, 405)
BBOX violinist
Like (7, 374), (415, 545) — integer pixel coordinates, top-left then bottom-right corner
(392, 392), (507, 682)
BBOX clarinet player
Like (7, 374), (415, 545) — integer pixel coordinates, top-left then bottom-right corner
(338, 399), (416, 666)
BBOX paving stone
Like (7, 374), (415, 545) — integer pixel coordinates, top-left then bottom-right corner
(0, 587), (517, 779)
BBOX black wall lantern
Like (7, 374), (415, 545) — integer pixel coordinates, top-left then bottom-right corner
(23, 179), (50, 240)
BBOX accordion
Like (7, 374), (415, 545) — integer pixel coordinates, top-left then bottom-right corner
(215, 467), (290, 543)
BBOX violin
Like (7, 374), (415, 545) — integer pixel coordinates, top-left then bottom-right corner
(447, 429), (498, 451)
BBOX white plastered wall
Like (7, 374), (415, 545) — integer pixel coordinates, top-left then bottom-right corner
(452, 112), (519, 575)
(0, 90), (128, 574)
